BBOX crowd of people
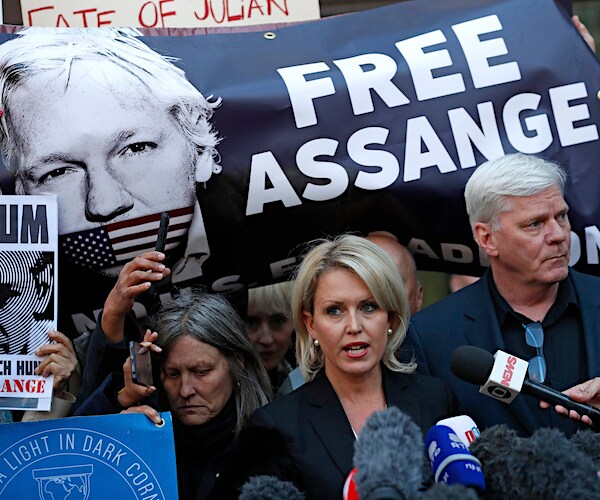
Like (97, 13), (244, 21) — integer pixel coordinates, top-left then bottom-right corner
(2, 10), (600, 500)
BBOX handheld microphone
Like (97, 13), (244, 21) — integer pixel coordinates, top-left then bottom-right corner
(424, 425), (485, 493)
(353, 406), (424, 500)
(450, 345), (600, 429)
(238, 475), (304, 500)
(436, 415), (480, 447)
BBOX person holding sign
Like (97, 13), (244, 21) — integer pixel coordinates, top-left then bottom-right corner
(0, 27), (222, 284)
(1, 330), (80, 423)
(75, 290), (271, 500)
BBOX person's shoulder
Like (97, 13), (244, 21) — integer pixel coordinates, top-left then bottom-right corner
(569, 268), (600, 286)
(388, 369), (449, 391)
(255, 382), (310, 419)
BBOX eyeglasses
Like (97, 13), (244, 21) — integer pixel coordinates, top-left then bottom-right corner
(522, 322), (547, 383)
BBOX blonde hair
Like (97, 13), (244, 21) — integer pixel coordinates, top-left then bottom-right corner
(247, 281), (293, 318)
(291, 234), (416, 381)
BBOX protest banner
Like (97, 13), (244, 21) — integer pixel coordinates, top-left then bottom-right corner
(0, 0), (598, 339)
(0, 412), (178, 499)
(0, 195), (58, 410)
(20, 0), (320, 28)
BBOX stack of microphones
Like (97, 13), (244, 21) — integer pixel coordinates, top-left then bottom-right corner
(240, 345), (600, 499)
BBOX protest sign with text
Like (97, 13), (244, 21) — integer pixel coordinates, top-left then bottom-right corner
(0, 412), (178, 498)
(0, 0), (598, 339)
(0, 195), (58, 410)
(21, 0), (320, 28)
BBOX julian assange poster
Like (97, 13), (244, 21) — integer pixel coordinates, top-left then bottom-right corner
(0, 0), (597, 337)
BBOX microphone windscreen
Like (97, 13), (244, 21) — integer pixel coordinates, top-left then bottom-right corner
(238, 475), (305, 500)
(425, 425), (485, 493)
(419, 482), (479, 500)
(570, 428), (600, 471)
(450, 346), (494, 385)
(471, 425), (598, 498)
(354, 406), (424, 500)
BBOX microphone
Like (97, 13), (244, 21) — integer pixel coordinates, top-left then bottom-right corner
(342, 468), (359, 500)
(469, 425), (598, 497)
(569, 428), (600, 473)
(420, 482), (479, 499)
(424, 425), (485, 493)
(436, 415), (480, 447)
(450, 345), (600, 428)
(238, 475), (304, 500)
(352, 406), (425, 500)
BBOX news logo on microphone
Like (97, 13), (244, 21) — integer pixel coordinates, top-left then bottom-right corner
(437, 415), (480, 447)
(479, 350), (528, 403)
(425, 425), (486, 493)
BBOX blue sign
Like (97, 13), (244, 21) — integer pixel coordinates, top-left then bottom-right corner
(0, 413), (178, 499)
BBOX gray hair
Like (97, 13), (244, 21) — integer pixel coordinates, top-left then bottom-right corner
(0, 27), (221, 184)
(464, 153), (566, 232)
(291, 234), (416, 382)
(152, 290), (271, 435)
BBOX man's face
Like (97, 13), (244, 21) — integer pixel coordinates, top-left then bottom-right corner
(10, 61), (198, 274)
(484, 185), (571, 287)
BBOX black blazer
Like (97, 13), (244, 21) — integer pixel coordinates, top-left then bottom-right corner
(404, 268), (600, 436)
(250, 366), (458, 500)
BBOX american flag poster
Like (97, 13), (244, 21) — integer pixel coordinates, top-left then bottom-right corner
(0, 194), (58, 410)
(59, 206), (193, 270)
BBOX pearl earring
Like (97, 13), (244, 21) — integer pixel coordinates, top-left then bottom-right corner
(387, 328), (393, 336)
(314, 339), (320, 347)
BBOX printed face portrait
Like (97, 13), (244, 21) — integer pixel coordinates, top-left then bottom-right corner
(0, 251), (54, 354)
(10, 61), (198, 276)
(0, 29), (221, 279)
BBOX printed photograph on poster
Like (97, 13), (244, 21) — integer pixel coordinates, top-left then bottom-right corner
(0, 0), (598, 343)
(0, 194), (58, 411)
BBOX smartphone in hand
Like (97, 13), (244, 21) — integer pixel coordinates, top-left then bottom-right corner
(129, 341), (153, 387)
(155, 212), (170, 253)
(148, 212), (170, 296)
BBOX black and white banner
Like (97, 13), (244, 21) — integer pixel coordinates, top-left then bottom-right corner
(0, 0), (598, 337)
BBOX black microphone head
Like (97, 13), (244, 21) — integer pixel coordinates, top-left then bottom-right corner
(520, 427), (597, 497)
(450, 345), (494, 385)
(570, 428), (600, 471)
(419, 482), (479, 500)
(354, 406), (424, 500)
(469, 425), (525, 499)
(238, 475), (305, 500)
(471, 425), (598, 498)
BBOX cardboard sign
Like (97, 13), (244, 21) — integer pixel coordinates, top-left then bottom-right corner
(21, 0), (320, 28)
(0, 412), (178, 499)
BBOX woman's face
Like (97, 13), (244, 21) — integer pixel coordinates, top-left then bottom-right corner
(302, 268), (391, 381)
(246, 305), (293, 370)
(161, 335), (233, 426)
